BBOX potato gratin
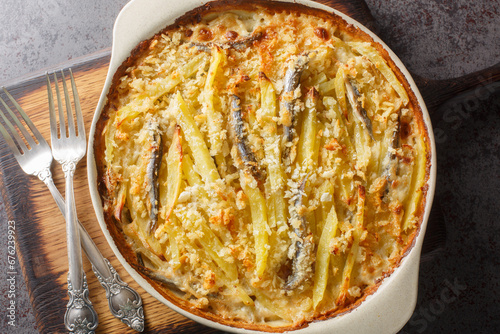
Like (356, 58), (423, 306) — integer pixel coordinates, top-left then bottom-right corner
(94, 0), (430, 331)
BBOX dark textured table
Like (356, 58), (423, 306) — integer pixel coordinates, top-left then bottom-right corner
(406, 81), (500, 333)
(366, 1), (500, 333)
(0, 0), (499, 333)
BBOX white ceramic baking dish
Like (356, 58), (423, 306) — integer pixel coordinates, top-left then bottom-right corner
(87, 0), (437, 332)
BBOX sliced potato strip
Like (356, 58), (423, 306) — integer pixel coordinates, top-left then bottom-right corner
(161, 126), (183, 221)
(174, 92), (220, 183)
(241, 173), (269, 277)
(313, 183), (339, 308)
(337, 185), (365, 305)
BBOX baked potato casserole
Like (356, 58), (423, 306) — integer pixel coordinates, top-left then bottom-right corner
(94, 0), (431, 331)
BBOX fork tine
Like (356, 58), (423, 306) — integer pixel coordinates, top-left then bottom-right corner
(1, 89), (37, 149)
(52, 72), (66, 139)
(69, 69), (85, 139)
(2, 87), (48, 146)
(46, 73), (59, 142)
(0, 119), (21, 156)
(0, 103), (22, 156)
(61, 69), (76, 137)
(0, 94), (31, 153)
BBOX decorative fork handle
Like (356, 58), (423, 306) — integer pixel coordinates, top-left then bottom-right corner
(61, 160), (98, 333)
(92, 260), (144, 332)
(37, 168), (145, 332)
(65, 272), (98, 334)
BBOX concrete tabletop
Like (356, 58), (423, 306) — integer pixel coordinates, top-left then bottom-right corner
(0, 0), (499, 333)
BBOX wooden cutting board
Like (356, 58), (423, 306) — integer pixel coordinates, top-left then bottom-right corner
(0, 1), (498, 333)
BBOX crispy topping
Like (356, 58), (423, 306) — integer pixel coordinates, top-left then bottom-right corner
(225, 30), (239, 40)
(314, 27), (329, 40)
(198, 28), (213, 41)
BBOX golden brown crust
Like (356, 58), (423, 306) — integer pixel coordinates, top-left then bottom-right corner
(93, 0), (431, 331)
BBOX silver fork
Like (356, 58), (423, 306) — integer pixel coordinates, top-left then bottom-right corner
(0, 77), (144, 332)
(47, 69), (98, 333)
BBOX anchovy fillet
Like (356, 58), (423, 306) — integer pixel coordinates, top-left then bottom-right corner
(282, 53), (310, 164)
(230, 94), (267, 182)
(345, 79), (374, 140)
(226, 32), (263, 50)
(191, 32), (264, 52)
(284, 175), (315, 290)
(146, 121), (163, 234)
(132, 263), (180, 292)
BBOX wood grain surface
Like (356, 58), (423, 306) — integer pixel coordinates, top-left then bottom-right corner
(0, 0), (498, 333)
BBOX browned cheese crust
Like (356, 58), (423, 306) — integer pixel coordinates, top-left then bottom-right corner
(93, 0), (431, 331)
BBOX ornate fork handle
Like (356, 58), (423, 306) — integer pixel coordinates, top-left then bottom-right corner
(65, 272), (98, 334)
(61, 159), (98, 333)
(93, 260), (144, 332)
(38, 167), (144, 332)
